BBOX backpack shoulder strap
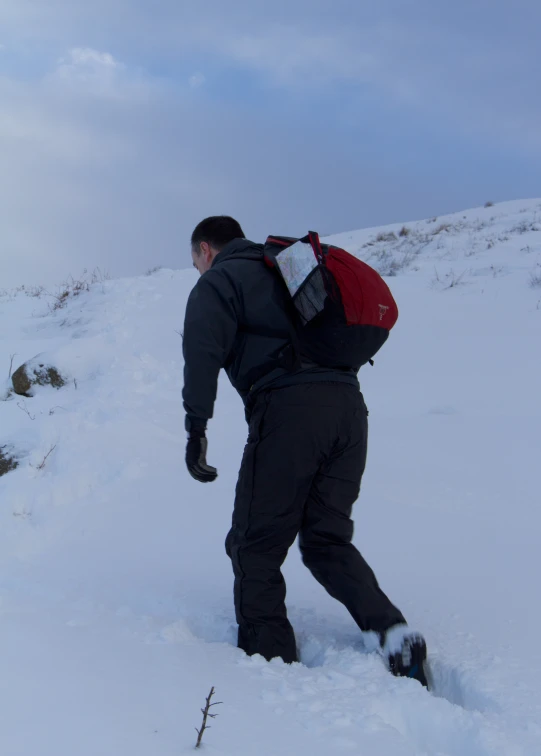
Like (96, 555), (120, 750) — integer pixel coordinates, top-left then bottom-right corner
(218, 243), (303, 373)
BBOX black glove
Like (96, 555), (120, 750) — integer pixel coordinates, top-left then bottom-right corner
(186, 428), (218, 483)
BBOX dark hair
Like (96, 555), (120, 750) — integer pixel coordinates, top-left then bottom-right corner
(191, 216), (245, 253)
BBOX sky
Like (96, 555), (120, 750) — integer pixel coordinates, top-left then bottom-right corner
(1, 0), (540, 289)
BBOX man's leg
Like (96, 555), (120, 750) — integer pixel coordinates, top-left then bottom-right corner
(226, 388), (318, 663)
(299, 392), (406, 638)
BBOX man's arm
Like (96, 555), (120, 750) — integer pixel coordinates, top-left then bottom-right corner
(182, 271), (239, 431)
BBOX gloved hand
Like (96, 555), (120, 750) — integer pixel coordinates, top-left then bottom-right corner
(186, 429), (218, 483)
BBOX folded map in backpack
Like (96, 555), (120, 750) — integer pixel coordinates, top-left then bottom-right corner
(274, 241), (318, 297)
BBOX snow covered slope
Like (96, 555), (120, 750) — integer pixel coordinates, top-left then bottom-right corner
(1, 199), (540, 755)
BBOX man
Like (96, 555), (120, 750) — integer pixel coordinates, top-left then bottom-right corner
(182, 215), (428, 685)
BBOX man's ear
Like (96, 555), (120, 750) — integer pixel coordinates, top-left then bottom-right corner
(200, 241), (212, 261)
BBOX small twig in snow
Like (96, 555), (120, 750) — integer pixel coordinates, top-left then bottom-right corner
(195, 687), (222, 749)
(49, 406), (67, 416)
(34, 444), (57, 471)
(17, 401), (35, 421)
(8, 353), (16, 379)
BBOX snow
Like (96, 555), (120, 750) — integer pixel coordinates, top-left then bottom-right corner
(1, 198), (540, 755)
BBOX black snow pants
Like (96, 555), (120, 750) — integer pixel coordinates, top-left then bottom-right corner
(225, 382), (406, 664)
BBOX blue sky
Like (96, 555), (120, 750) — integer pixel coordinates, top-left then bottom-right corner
(1, 0), (540, 287)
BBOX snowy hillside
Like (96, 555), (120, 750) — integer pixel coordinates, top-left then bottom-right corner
(1, 199), (540, 755)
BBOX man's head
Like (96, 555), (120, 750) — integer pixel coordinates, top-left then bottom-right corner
(191, 216), (246, 275)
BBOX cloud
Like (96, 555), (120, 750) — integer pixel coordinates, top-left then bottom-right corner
(1, 54), (348, 289)
(189, 72), (205, 89)
(52, 47), (122, 96)
(183, 15), (541, 153)
(57, 47), (121, 76)
(0, 55), (409, 290)
(0, 1), (540, 290)
(49, 47), (156, 101)
(1, 1), (540, 146)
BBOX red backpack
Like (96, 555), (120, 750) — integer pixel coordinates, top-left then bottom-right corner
(264, 231), (398, 370)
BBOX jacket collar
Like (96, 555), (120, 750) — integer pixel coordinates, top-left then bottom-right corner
(212, 238), (261, 267)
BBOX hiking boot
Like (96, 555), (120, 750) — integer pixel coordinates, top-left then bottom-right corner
(381, 624), (428, 688)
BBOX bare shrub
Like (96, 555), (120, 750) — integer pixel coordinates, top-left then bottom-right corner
(0, 446), (18, 477)
(369, 248), (416, 276)
(511, 221), (538, 235)
(13, 509), (32, 520)
(529, 267), (541, 289)
(50, 289), (71, 312)
(89, 267), (109, 284)
(484, 201), (494, 208)
(375, 231), (398, 243)
(26, 286), (45, 298)
(432, 223), (452, 236)
(47, 268), (109, 313)
(399, 226), (411, 237)
(2, 284), (44, 300)
(431, 268), (468, 290)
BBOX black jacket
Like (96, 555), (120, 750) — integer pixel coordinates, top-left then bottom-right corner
(182, 239), (359, 428)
